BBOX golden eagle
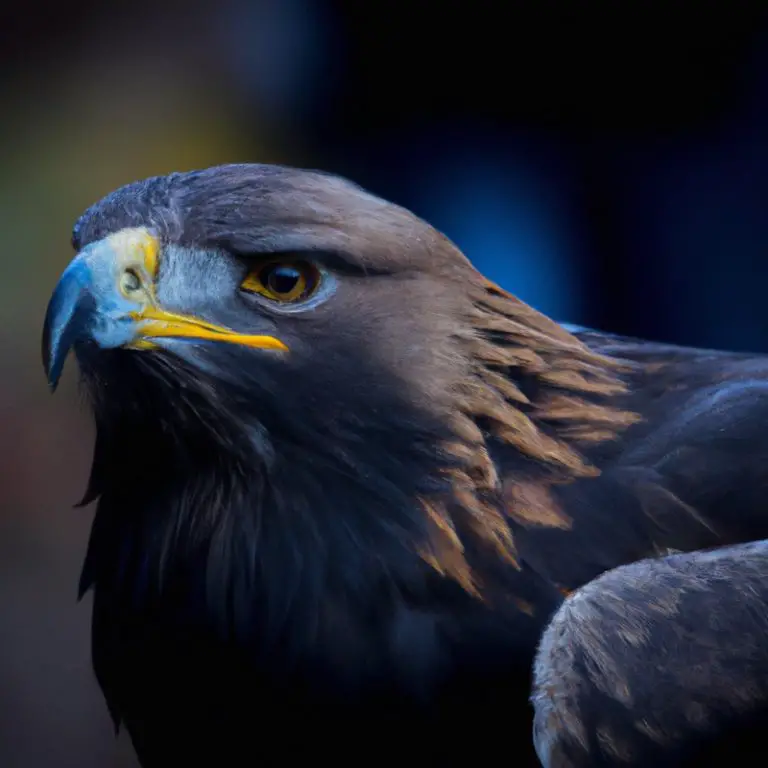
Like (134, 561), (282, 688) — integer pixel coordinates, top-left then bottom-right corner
(42, 164), (768, 766)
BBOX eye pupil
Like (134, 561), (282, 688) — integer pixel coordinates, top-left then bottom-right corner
(240, 259), (319, 302)
(266, 265), (301, 296)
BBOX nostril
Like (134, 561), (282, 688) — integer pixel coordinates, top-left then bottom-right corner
(119, 268), (142, 297)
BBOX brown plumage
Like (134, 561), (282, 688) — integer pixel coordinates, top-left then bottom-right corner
(41, 163), (768, 766)
(414, 275), (641, 595)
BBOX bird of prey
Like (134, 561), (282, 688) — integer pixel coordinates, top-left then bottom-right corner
(41, 163), (768, 766)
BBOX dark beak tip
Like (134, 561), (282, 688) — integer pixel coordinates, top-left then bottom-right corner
(42, 256), (93, 392)
(42, 322), (62, 392)
(42, 329), (55, 390)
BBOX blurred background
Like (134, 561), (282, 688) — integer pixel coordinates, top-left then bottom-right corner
(1, 2), (768, 765)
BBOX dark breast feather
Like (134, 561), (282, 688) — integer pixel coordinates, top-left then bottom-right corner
(81, 285), (768, 766)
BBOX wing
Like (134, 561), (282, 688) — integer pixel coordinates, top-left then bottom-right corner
(531, 540), (768, 767)
(566, 325), (768, 547)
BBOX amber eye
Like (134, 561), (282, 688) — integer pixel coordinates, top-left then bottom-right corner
(241, 260), (320, 302)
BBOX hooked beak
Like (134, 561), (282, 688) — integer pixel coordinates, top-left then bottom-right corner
(42, 228), (288, 391)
